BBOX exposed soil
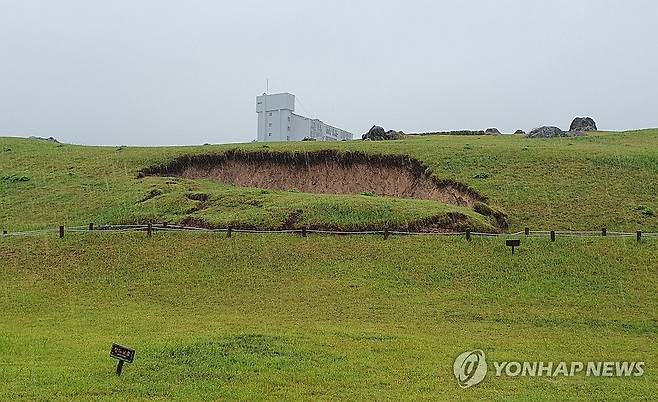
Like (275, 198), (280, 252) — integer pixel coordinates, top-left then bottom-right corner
(140, 149), (486, 208)
(137, 188), (163, 203)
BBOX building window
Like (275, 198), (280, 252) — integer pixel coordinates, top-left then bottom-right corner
(287, 126), (291, 131)
(268, 112), (272, 116)
(288, 116), (291, 122)
(268, 123), (272, 127)
(268, 133), (272, 136)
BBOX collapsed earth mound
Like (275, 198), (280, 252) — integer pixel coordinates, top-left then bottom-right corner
(141, 149), (486, 208)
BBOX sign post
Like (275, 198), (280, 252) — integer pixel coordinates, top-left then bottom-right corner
(506, 239), (521, 255)
(110, 343), (135, 376)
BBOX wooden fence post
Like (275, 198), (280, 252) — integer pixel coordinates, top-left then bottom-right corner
(524, 227), (529, 236)
(637, 231), (642, 242)
(59, 225), (64, 238)
(602, 227), (607, 236)
(550, 231), (556, 242)
(147, 223), (152, 237)
(89, 223), (94, 231)
(301, 227), (307, 238)
(465, 229), (471, 241)
(227, 226), (232, 238)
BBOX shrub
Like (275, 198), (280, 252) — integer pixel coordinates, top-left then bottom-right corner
(635, 205), (655, 217)
(2, 175), (30, 183)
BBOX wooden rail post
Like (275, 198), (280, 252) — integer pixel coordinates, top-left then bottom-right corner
(383, 228), (389, 240)
(465, 229), (471, 241)
(89, 222), (94, 231)
(301, 227), (307, 238)
(524, 227), (529, 236)
(602, 227), (607, 237)
(227, 226), (232, 238)
(147, 223), (152, 237)
(59, 225), (64, 238)
(637, 231), (642, 242)
(2, 230), (7, 235)
(550, 230), (556, 242)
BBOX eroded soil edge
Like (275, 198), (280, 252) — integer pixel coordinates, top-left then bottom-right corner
(140, 149), (507, 229)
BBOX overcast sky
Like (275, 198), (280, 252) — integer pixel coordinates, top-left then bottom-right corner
(1, 0), (657, 145)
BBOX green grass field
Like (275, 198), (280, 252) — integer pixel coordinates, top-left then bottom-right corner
(1, 233), (656, 400)
(1, 131), (657, 400)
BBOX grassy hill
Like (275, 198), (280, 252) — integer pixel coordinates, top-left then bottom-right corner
(2, 129), (658, 232)
(1, 131), (657, 400)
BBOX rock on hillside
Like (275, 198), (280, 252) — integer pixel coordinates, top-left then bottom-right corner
(485, 128), (501, 135)
(362, 125), (403, 141)
(29, 136), (60, 143)
(526, 126), (584, 138)
(570, 117), (597, 132)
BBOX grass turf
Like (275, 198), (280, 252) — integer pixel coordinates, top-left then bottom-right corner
(0, 232), (656, 400)
(2, 129), (658, 232)
(2, 130), (658, 400)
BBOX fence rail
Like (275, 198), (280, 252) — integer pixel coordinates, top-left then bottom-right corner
(1, 224), (656, 241)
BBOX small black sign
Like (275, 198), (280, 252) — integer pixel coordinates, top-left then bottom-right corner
(110, 344), (135, 363)
(506, 239), (521, 255)
(506, 239), (521, 247)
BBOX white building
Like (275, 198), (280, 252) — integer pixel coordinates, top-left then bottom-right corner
(256, 93), (353, 142)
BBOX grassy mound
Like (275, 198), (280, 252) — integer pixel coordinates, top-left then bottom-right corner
(118, 177), (495, 232)
(2, 129), (658, 232)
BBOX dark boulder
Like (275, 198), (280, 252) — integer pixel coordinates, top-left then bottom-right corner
(29, 136), (60, 143)
(362, 125), (385, 140)
(514, 129), (526, 135)
(526, 126), (585, 138)
(362, 125), (402, 141)
(385, 130), (403, 140)
(570, 117), (597, 132)
(527, 126), (562, 138)
(485, 128), (501, 135)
